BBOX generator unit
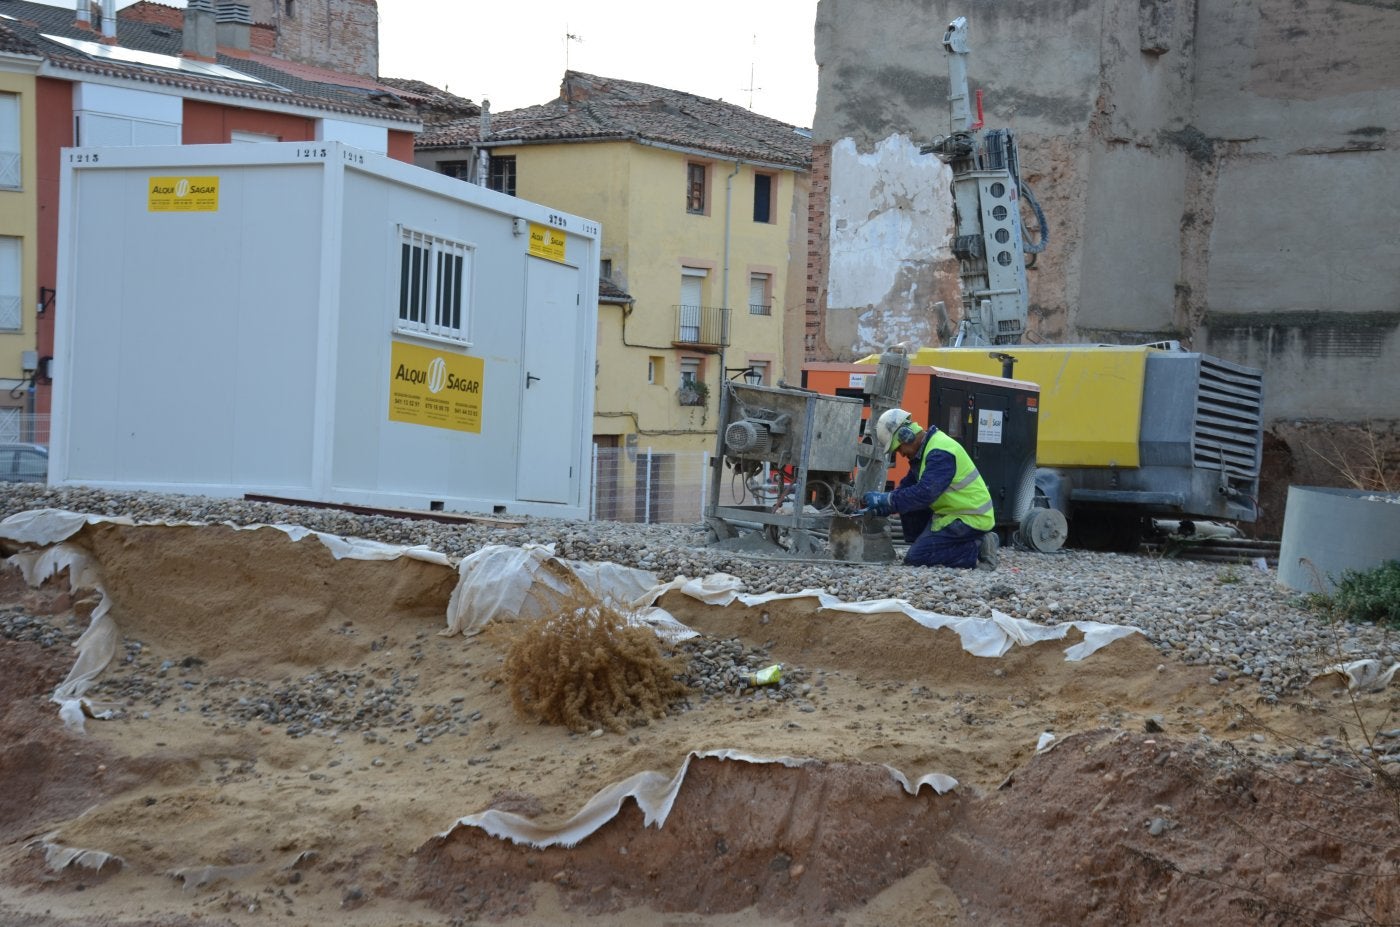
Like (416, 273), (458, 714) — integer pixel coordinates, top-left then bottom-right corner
(822, 344), (1265, 551)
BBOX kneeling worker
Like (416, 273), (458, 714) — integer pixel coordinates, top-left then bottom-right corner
(862, 408), (999, 570)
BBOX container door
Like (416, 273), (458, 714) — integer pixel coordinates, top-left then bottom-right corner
(518, 257), (579, 503)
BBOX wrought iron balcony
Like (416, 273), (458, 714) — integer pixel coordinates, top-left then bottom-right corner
(672, 304), (729, 349)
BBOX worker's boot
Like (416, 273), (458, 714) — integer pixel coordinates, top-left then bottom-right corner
(976, 531), (1000, 571)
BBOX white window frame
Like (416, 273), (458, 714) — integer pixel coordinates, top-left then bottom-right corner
(395, 226), (473, 344)
(230, 130), (281, 143)
(679, 356), (701, 387)
(752, 171), (775, 224)
(748, 272), (772, 316)
(686, 161), (708, 215)
(0, 236), (20, 332)
(0, 92), (19, 190)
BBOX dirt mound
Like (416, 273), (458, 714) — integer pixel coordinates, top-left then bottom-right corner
(958, 730), (1400, 925)
(74, 522), (459, 678)
(416, 757), (959, 925)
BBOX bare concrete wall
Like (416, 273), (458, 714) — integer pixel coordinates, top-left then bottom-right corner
(810, 0), (1400, 426)
(824, 134), (956, 358)
(1187, 0), (1400, 421)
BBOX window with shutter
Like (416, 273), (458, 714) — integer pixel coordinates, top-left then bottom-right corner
(0, 93), (20, 190)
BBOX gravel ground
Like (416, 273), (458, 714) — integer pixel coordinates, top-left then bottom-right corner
(2, 484), (1395, 704)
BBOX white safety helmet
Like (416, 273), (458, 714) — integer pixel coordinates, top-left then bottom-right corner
(875, 408), (921, 453)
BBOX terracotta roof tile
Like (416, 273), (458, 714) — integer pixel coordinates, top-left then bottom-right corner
(378, 76), (480, 122)
(0, 21), (42, 56)
(419, 71), (811, 169)
(598, 277), (632, 303)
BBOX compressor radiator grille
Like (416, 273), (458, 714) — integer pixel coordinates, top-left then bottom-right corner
(1192, 357), (1263, 477)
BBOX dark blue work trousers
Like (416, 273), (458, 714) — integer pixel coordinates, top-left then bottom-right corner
(900, 509), (982, 569)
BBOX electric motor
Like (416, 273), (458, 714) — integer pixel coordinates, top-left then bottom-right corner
(724, 420), (771, 455)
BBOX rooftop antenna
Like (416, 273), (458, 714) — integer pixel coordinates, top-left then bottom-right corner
(741, 33), (761, 110)
(565, 28), (583, 71)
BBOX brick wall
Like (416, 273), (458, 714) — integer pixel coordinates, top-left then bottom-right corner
(804, 142), (831, 362)
(246, 0), (378, 78)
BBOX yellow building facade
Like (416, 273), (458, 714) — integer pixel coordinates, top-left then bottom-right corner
(0, 62), (40, 435)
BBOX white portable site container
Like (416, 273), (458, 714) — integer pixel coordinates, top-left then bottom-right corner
(53, 142), (600, 518)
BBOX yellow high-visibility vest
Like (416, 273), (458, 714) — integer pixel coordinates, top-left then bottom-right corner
(918, 430), (995, 532)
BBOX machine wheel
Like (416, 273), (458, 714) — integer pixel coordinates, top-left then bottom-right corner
(1017, 507), (1068, 553)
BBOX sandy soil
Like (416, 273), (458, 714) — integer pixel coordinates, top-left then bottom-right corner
(1, 522), (1397, 926)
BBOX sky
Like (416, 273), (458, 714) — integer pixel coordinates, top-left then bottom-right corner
(64, 0), (822, 128)
(376, 1), (821, 128)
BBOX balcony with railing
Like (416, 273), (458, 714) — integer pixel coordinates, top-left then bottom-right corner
(672, 304), (729, 350)
(748, 302), (772, 316)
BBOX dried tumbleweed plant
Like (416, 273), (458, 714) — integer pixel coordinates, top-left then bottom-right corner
(502, 590), (689, 734)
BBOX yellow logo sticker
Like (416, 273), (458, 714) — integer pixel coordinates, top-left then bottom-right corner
(388, 341), (484, 433)
(527, 222), (566, 262)
(148, 175), (219, 212)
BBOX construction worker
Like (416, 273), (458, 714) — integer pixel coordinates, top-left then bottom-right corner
(863, 408), (999, 570)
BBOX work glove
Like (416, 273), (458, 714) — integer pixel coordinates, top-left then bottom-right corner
(862, 491), (892, 516)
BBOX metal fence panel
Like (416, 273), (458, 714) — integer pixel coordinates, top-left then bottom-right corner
(0, 412), (49, 445)
(590, 446), (717, 524)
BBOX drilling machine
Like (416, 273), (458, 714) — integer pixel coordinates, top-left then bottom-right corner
(924, 16), (1049, 348)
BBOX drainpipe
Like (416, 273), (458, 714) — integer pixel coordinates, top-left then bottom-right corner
(719, 160), (740, 379)
(475, 101), (491, 185)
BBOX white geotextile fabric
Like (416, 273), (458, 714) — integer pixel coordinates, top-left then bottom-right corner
(1317, 659), (1399, 692)
(29, 834), (123, 873)
(635, 572), (1142, 661)
(0, 508), (450, 565)
(441, 543), (698, 643)
(7, 543), (119, 724)
(437, 749), (959, 850)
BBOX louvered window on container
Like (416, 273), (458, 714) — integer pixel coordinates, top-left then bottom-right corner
(397, 226), (472, 343)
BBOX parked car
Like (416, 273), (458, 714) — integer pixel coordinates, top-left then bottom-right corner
(0, 442), (48, 482)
